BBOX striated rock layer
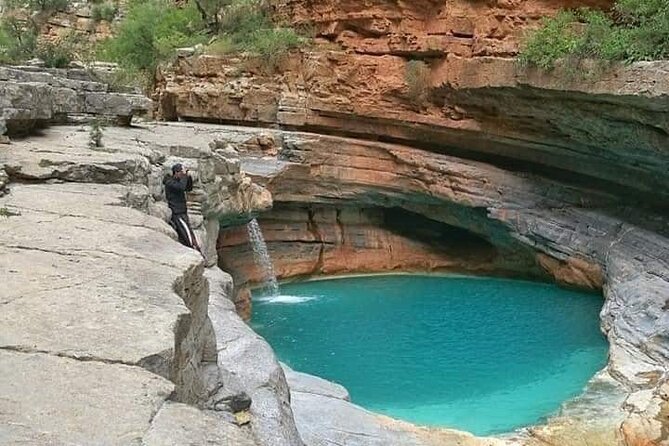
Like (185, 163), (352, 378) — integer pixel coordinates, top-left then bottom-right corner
(0, 65), (151, 141)
(219, 203), (530, 318)
(156, 54), (669, 205)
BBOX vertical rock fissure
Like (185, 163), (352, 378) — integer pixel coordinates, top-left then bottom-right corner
(306, 207), (325, 274)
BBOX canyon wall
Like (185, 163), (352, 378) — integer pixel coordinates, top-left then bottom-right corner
(109, 0), (669, 443)
(214, 123), (668, 445)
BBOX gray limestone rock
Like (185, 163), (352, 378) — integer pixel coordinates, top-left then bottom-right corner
(0, 350), (173, 446)
(281, 363), (350, 401)
(0, 66), (151, 137)
(143, 401), (256, 446)
(206, 268), (304, 446)
(290, 391), (422, 446)
(0, 123), (287, 446)
(0, 183), (212, 404)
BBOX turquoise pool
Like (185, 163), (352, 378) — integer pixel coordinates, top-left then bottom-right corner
(252, 274), (608, 435)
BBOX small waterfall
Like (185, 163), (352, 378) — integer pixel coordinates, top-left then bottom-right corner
(247, 218), (280, 296)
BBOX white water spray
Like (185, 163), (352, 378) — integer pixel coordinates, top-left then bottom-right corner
(247, 218), (280, 297)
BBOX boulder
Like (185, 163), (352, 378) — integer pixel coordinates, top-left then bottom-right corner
(289, 391), (423, 446)
(0, 65), (151, 138)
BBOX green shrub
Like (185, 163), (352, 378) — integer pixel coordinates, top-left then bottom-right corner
(405, 60), (431, 106)
(0, 207), (21, 217)
(520, 0), (669, 70)
(98, 0), (208, 73)
(92, 67), (152, 93)
(219, 0), (269, 37)
(35, 37), (76, 67)
(204, 0), (304, 70)
(91, 2), (117, 22)
(98, 0), (307, 78)
(205, 36), (236, 55)
(242, 27), (303, 71)
(0, 18), (38, 64)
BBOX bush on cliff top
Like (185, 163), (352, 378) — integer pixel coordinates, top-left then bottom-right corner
(97, 0), (208, 73)
(91, 2), (118, 22)
(0, 0), (77, 66)
(201, 0), (304, 71)
(519, 0), (669, 70)
(99, 0), (306, 76)
(35, 37), (75, 67)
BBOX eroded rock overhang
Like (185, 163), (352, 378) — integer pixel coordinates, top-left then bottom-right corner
(156, 53), (669, 208)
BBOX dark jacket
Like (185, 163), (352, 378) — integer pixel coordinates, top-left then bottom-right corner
(164, 174), (193, 214)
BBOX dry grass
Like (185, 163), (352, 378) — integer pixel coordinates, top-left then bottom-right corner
(404, 59), (431, 107)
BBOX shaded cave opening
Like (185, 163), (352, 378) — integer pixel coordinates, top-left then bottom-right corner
(217, 202), (503, 286)
(378, 206), (498, 263)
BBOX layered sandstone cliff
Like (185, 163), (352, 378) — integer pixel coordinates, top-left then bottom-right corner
(154, 0), (669, 442)
(156, 0), (669, 204)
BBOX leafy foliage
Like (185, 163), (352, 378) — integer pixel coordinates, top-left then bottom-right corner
(519, 0), (669, 70)
(242, 27), (303, 71)
(91, 66), (151, 93)
(208, 0), (304, 70)
(0, 0), (71, 65)
(97, 0), (208, 73)
(91, 2), (117, 22)
(0, 17), (38, 64)
(100, 0), (306, 76)
(88, 119), (104, 148)
(35, 34), (80, 67)
(0, 207), (21, 217)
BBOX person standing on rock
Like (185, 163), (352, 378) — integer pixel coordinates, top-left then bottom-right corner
(164, 163), (201, 253)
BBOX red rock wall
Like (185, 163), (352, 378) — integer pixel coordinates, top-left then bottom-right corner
(270, 0), (612, 59)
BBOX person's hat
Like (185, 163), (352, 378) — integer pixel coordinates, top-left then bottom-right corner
(171, 163), (184, 174)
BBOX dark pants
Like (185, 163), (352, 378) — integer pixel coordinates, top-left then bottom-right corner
(170, 212), (198, 249)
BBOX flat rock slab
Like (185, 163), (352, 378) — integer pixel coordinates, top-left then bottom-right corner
(281, 364), (350, 401)
(0, 183), (201, 365)
(143, 401), (256, 446)
(0, 131), (151, 183)
(290, 391), (423, 446)
(0, 350), (173, 445)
